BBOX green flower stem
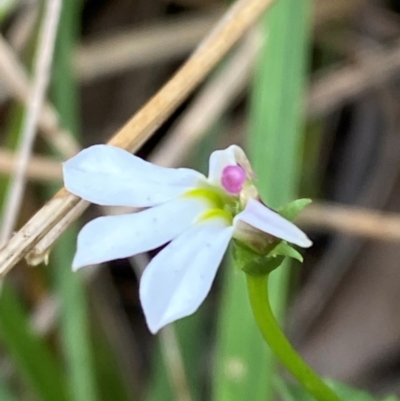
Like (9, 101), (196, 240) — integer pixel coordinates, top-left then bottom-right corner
(246, 273), (343, 401)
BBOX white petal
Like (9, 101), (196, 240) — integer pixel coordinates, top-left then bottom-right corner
(63, 145), (204, 207)
(139, 218), (234, 333)
(208, 145), (251, 186)
(234, 199), (312, 248)
(72, 198), (209, 270)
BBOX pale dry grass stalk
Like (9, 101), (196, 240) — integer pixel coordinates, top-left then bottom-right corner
(74, 0), (363, 84)
(159, 325), (193, 401)
(0, 148), (61, 182)
(76, 9), (222, 82)
(313, 0), (364, 30)
(150, 31), (260, 167)
(6, 0), (40, 53)
(307, 38), (400, 117)
(0, 34), (79, 158)
(298, 202), (400, 242)
(0, 0), (62, 246)
(0, 0), (276, 276)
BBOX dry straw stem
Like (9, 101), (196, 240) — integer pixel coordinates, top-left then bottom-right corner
(307, 38), (400, 118)
(0, 35), (79, 158)
(298, 202), (400, 243)
(0, 0), (276, 276)
(0, 31), (258, 181)
(150, 30), (260, 167)
(75, 9), (222, 82)
(0, 148), (61, 182)
(74, 0), (362, 83)
(7, 33), (400, 183)
(0, 0), (63, 246)
(159, 325), (193, 401)
(4, 29), (400, 182)
(313, 0), (364, 30)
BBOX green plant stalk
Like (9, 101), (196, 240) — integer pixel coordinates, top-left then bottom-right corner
(0, 284), (70, 401)
(50, 1), (98, 400)
(246, 273), (343, 401)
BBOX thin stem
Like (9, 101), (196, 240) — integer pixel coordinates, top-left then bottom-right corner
(0, 0), (62, 245)
(246, 273), (343, 401)
(150, 31), (259, 168)
(0, 148), (62, 182)
(0, 34), (79, 158)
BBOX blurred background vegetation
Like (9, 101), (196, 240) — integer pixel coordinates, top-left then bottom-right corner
(1, 0), (400, 400)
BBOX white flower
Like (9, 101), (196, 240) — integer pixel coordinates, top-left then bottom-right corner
(63, 144), (311, 333)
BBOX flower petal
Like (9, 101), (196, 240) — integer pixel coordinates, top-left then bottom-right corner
(72, 198), (209, 270)
(139, 218), (234, 333)
(208, 145), (252, 187)
(63, 145), (204, 207)
(234, 199), (312, 248)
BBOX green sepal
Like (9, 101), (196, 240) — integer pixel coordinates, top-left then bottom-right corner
(277, 198), (311, 221)
(232, 198), (310, 275)
(271, 242), (303, 263)
(232, 239), (303, 276)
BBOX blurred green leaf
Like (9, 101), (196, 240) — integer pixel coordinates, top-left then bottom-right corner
(0, 376), (19, 401)
(91, 322), (135, 401)
(0, 105), (24, 211)
(278, 198), (312, 221)
(213, 0), (312, 400)
(276, 378), (395, 401)
(0, 0), (18, 24)
(0, 284), (70, 401)
(327, 380), (376, 400)
(50, 1), (98, 401)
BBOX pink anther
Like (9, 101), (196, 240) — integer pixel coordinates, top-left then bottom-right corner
(221, 165), (246, 194)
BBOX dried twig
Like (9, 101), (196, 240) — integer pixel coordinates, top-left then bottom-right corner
(0, 0), (62, 246)
(0, 148), (61, 182)
(0, 0), (277, 276)
(307, 38), (400, 117)
(159, 325), (193, 401)
(74, 0), (362, 83)
(6, 0), (40, 53)
(7, 36), (400, 183)
(150, 31), (260, 167)
(313, 0), (364, 30)
(298, 202), (400, 243)
(75, 9), (222, 82)
(0, 35), (79, 158)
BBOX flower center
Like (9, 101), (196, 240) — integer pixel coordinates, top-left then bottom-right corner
(221, 165), (246, 195)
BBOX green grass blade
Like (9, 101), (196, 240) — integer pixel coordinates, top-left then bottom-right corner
(50, 1), (98, 401)
(90, 323), (135, 401)
(51, 239), (98, 401)
(0, 378), (17, 401)
(213, 0), (312, 400)
(0, 105), (24, 211)
(0, 284), (70, 401)
(0, 0), (18, 24)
